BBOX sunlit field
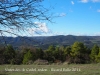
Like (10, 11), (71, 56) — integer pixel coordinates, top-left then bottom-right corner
(0, 64), (100, 75)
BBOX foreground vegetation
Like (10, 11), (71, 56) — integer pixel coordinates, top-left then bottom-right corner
(0, 41), (100, 65)
(0, 64), (100, 75)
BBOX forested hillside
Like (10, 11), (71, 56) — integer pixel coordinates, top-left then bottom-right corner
(0, 35), (100, 49)
(0, 35), (100, 64)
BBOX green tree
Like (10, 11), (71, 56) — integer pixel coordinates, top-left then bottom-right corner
(83, 47), (91, 63)
(45, 45), (55, 62)
(48, 45), (55, 51)
(14, 50), (23, 65)
(0, 46), (5, 64)
(23, 50), (33, 64)
(53, 47), (60, 60)
(58, 46), (65, 61)
(3, 45), (16, 64)
(64, 46), (71, 57)
(95, 52), (100, 63)
(64, 46), (71, 61)
(90, 44), (99, 62)
(52, 46), (65, 62)
(70, 42), (86, 63)
(36, 48), (44, 59)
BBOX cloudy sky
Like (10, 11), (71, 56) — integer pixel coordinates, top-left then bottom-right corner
(34, 0), (100, 36)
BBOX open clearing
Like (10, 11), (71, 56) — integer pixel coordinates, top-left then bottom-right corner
(0, 64), (100, 75)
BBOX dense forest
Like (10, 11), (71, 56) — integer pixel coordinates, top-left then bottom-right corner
(0, 41), (100, 65)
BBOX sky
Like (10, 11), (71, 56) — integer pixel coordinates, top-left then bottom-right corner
(33, 0), (100, 36)
(2, 0), (100, 36)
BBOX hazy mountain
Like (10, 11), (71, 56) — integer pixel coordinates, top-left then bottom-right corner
(0, 35), (100, 49)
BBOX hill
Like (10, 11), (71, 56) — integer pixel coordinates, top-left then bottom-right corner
(0, 35), (100, 49)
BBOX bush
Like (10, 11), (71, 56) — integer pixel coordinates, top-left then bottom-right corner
(34, 59), (48, 65)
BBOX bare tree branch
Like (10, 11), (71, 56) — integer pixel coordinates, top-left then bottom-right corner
(0, 0), (53, 37)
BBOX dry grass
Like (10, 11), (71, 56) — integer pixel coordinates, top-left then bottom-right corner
(0, 64), (100, 75)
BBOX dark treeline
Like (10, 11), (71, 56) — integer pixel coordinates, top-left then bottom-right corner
(0, 41), (100, 65)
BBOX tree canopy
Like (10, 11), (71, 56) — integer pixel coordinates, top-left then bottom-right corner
(0, 41), (100, 65)
(90, 44), (99, 62)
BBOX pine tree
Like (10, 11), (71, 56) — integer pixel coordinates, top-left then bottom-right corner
(23, 50), (33, 64)
(45, 45), (55, 62)
(90, 44), (99, 62)
(95, 48), (100, 63)
(3, 45), (16, 64)
(70, 42), (86, 63)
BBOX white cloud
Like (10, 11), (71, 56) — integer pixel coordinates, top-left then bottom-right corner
(71, 1), (75, 5)
(28, 22), (49, 35)
(97, 9), (100, 12)
(59, 13), (66, 17)
(34, 22), (49, 33)
(79, 0), (89, 3)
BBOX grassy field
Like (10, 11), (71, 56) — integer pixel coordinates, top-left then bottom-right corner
(0, 64), (100, 75)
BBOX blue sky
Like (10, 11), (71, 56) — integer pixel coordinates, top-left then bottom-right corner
(2, 0), (100, 36)
(35, 0), (100, 36)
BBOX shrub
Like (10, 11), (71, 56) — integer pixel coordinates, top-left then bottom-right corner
(34, 59), (48, 65)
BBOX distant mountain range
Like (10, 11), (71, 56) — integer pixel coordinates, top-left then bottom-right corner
(0, 35), (100, 49)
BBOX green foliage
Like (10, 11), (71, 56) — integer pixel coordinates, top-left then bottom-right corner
(63, 46), (71, 62)
(1, 41), (100, 64)
(0, 46), (5, 64)
(90, 44), (99, 62)
(95, 48), (100, 63)
(14, 50), (23, 65)
(64, 46), (71, 56)
(48, 45), (55, 51)
(53, 47), (60, 60)
(23, 50), (33, 64)
(45, 45), (65, 62)
(91, 45), (99, 55)
(58, 46), (65, 61)
(44, 45), (56, 62)
(95, 54), (100, 63)
(36, 48), (44, 59)
(45, 50), (55, 62)
(3, 45), (16, 64)
(53, 46), (65, 61)
(70, 42), (87, 63)
(71, 42), (85, 57)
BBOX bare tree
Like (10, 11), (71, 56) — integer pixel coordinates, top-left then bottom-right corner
(0, 0), (53, 36)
